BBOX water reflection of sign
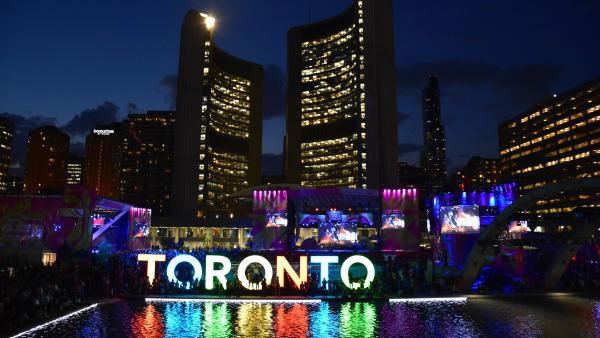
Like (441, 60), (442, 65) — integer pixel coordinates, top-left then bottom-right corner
(93, 129), (115, 135)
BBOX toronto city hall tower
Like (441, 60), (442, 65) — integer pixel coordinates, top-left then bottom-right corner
(285, 0), (399, 189)
(171, 11), (263, 223)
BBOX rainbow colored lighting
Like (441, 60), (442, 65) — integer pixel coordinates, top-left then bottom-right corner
(145, 298), (321, 303)
(389, 297), (467, 303)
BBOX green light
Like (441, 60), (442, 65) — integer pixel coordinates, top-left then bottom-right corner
(340, 303), (377, 338)
(203, 303), (232, 338)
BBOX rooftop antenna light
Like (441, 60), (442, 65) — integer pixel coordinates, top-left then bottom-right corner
(200, 12), (215, 30)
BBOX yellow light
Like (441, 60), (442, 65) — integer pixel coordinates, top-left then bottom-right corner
(42, 252), (56, 266)
(200, 13), (215, 29)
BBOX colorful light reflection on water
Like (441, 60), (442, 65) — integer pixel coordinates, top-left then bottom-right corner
(14, 296), (600, 337)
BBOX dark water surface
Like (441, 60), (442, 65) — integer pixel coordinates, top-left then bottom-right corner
(11, 296), (600, 337)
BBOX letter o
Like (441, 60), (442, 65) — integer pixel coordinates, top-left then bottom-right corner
(166, 254), (203, 289)
(237, 255), (273, 290)
(340, 255), (376, 289)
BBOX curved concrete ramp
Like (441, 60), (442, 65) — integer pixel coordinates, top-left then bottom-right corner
(458, 177), (600, 292)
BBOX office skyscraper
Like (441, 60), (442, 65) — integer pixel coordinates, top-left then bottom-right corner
(421, 75), (447, 189)
(499, 78), (599, 213)
(65, 154), (84, 186)
(172, 11), (263, 222)
(397, 161), (425, 188)
(85, 124), (122, 198)
(120, 111), (174, 216)
(454, 156), (499, 191)
(6, 175), (23, 195)
(0, 118), (14, 194)
(285, 0), (398, 189)
(24, 126), (70, 194)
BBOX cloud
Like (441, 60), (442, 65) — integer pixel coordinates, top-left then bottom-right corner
(126, 102), (139, 115)
(397, 60), (498, 89)
(160, 74), (178, 109)
(3, 101), (129, 175)
(0, 113), (56, 136)
(263, 64), (286, 120)
(398, 143), (422, 155)
(261, 153), (283, 176)
(396, 60), (564, 117)
(0, 112), (56, 176)
(62, 101), (120, 136)
(70, 141), (85, 158)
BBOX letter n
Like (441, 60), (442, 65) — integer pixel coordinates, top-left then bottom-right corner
(276, 256), (307, 288)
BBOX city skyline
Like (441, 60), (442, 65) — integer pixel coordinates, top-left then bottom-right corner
(1, 0), (599, 176)
(0, 3), (599, 335)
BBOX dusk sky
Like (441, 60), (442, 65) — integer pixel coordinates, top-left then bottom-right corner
(1, 0), (598, 175)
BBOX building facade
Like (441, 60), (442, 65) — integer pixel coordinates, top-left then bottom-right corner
(454, 156), (500, 191)
(65, 155), (84, 185)
(171, 11), (263, 222)
(24, 126), (70, 194)
(286, 0), (398, 189)
(85, 124), (122, 198)
(498, 78), (600, 213)
(0, 118), (14, 194)
(421, 75), (447, 190)
(120, 111), (174, 216)
(6, 175), (23, 195)
(397, 161), (426, 188)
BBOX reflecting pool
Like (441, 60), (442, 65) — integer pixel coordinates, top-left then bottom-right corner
(12, 296), (600, 337)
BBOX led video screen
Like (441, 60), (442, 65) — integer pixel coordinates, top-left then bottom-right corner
(381, 213), (405, 229)
(298, 213), (374, 226)
(440, 205), (480, 234)
(133, 222), (150, 238)
(92, 217), (105, 227)
(359, 212), (374, 225)
(326, 210), (343, 222)
(265, 212), (288, 227)
(297, 214), (326, 226)
(318, 222), (357, 245)
(343, 213), (374, 225)
(508, 220), (529, 233)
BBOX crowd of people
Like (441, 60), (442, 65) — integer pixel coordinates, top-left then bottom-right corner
(3, 242), (600, 334)
(560, 240), (600, 291)
(0, 257), (109, 335)
(465, 236), (600, 294)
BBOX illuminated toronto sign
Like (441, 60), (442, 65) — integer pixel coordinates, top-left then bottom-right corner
(138, 253), (375, 290)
